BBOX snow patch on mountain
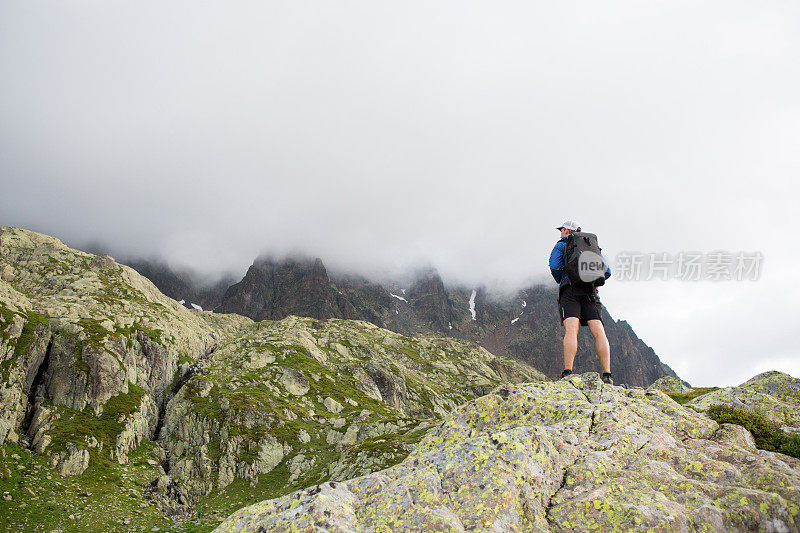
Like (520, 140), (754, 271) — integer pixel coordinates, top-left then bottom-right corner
(469, 290), (477, 320)
(511, 301), (526, 325)
(390, 293), (409, 304)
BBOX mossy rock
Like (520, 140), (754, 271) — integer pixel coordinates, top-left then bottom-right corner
(687, 371), (800, 429)
(216, 373), (800, 532)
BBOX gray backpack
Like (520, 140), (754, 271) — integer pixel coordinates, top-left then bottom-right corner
(564, 232), (606, 289)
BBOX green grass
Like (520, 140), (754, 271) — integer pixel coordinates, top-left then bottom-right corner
(116, 323), (164, 344)
(0, 303), (18, 343)
(177, 352), (194, 366)
(77, 317), (164, 347)
(46, 383), (147, 455)
(706, 404), (800, 458)
(0, 440), (172, 533)
(666, 387), (719, 405)
(13, 312), (48, 357)
(189, 462), (301, 532)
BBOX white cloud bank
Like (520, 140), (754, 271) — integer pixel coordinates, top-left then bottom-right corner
(1, 1), (798, 387)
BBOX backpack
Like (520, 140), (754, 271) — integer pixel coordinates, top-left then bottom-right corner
(564, 232), (606, 290)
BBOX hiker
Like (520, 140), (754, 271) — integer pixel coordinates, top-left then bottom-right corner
(548, 220), (613, 384)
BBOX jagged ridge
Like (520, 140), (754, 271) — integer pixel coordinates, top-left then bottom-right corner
(162, 254), (680, 386)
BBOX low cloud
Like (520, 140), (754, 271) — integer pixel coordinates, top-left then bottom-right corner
(1, 1), (798, 386)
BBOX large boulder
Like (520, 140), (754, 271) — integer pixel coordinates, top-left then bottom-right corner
(648, 375), (692, 395)
(687, 371), (800, 431)
(216, 373), (800, 532)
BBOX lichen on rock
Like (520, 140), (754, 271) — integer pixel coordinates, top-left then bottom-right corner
(648, 375), (692, 395)
(688, 371), (800, 431)
(215, 373), (800, 532)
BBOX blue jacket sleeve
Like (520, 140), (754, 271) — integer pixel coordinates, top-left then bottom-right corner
(549, 242), (565, 283)
(602, 254), (611, 280)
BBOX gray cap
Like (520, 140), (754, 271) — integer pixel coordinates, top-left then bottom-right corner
(557, 220), (581, 231)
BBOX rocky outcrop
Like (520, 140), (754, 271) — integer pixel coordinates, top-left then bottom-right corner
(113, 393), (159, 464)
(56, 442), (90, 476)
(0, 226), (249, 464)
(404, 268), (454, 333)
(0, 281), (50, 445)
(688, 371), (800, 432)
(648, 375), (692, 394)
(216, 373), (800, 532)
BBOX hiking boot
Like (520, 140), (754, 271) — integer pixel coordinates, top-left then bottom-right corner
(601, 372), (614, 385)
(560, 369), (573, 379)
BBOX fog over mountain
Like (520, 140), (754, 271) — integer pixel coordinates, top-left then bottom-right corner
(2, 1), (799, 387)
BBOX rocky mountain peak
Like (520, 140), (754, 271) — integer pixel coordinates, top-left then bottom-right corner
(406, 268), (452, 333)
(216, 255), (341, 321)
(209, 253), (679, 387)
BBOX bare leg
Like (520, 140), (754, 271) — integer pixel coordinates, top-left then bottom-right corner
(563, 317), (580, 371)
(588, 319), (611, 373)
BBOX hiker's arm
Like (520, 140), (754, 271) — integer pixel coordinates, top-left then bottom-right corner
(603, 254), (611, 280)
(549, 242), (565, 283)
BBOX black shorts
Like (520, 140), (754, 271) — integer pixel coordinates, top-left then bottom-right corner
(558, 285), (603, 326)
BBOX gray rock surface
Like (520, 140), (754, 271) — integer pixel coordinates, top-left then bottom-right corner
(648, 375), (692, 394)
(216, 374), (800, 532)
(688, 371), (800, 431)
(57, 443), (90, 476)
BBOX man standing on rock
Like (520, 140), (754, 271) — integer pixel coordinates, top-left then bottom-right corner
(549, 220), (614, 384)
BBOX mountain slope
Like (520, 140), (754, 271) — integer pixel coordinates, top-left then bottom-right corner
(124, 258), (235, 312)
(155, 315), (542, 515)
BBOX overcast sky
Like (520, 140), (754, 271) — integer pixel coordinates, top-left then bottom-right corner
(2, 1), (798, 387)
